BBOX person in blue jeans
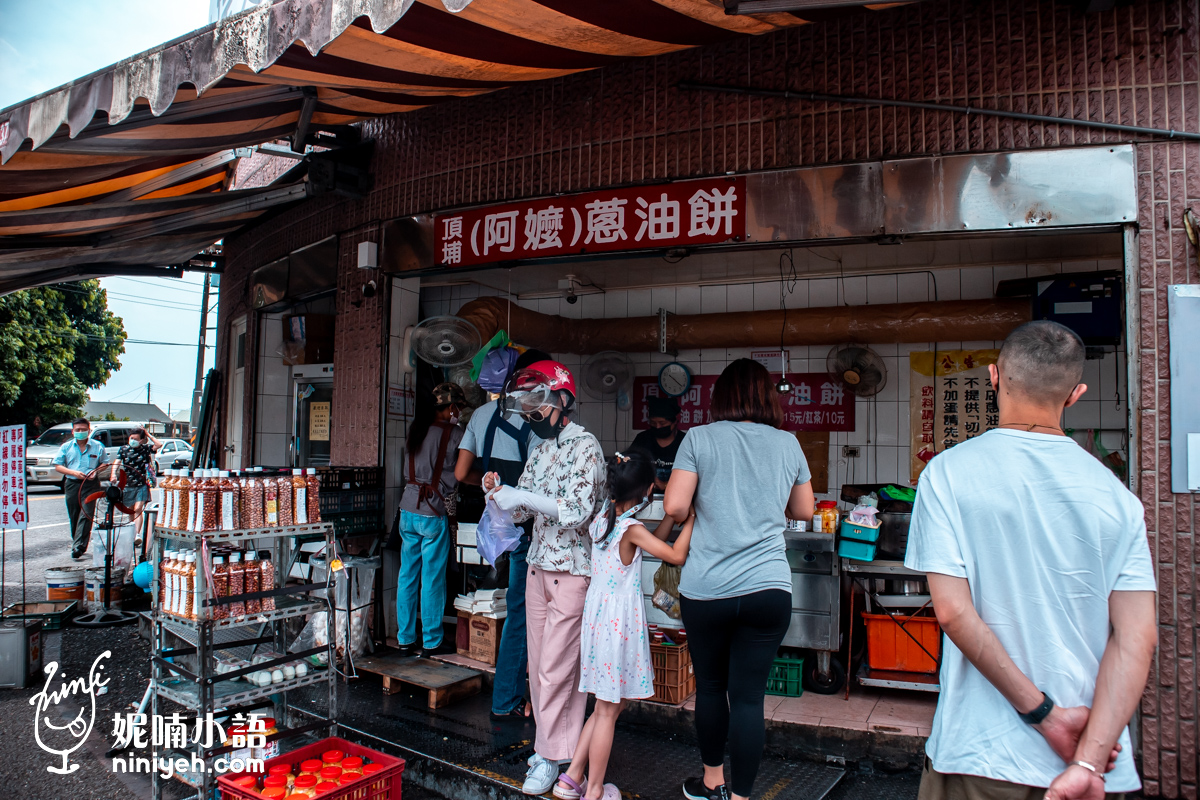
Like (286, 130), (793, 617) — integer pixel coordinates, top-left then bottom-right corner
(456, 347), (549, 719)
(398, 382), (465, 657)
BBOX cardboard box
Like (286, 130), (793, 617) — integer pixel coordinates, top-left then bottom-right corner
(467, 614), (504, 665)
(456, 611), (471, 658)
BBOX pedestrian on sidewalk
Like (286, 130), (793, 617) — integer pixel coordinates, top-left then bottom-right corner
(553, 449), (694, 800)
(53, 418), (109, 559)
(906, 320), (1157, 800)
(397, 382), (465, 657)
(663, 359), (815, 800)
(485, 360), (605, 796)
(454, 347), (551, 721)
(110, 426), (160, 542)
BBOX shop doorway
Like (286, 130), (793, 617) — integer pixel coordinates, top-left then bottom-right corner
(226, 316), (247, 469)
(292, 364), (334, 467)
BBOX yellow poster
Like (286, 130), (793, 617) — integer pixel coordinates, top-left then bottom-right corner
(909, 349), (1000, 483)
(309, 401), (331, 442)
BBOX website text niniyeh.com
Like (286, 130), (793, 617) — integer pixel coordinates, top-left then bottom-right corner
(111, 753), (264, 778)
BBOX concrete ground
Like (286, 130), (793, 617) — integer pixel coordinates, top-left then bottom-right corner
(0, 485), (929, 799)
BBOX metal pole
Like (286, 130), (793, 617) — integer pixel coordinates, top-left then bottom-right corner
(677, 81), (1200, 142)
(191, 275), (211, 436)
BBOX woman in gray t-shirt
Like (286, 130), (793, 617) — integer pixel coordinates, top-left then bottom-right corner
(663, 359), (814, 800)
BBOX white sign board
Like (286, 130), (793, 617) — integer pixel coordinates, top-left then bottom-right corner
(0, 424), (28, 529)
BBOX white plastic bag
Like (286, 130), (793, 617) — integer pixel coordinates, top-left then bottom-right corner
(91, 523), (136, 579)
(476, 499), (521, 566)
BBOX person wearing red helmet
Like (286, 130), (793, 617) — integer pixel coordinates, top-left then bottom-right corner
(484, 360), (606, 796)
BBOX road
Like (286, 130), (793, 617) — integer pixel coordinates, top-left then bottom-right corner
(2, 484), (80, 608)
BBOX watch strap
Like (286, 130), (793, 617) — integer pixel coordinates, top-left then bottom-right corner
(1018, 693), (1055, 725)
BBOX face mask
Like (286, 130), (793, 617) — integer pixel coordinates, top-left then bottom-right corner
(528, 416), (562, 441)
(448, 415), (460, 426)
(129, 439), (142, 448)
(73, 431), (88, 441)
(650, 425), (672, 436)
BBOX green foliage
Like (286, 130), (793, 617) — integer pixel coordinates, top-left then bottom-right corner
(0, 281), (125, 427)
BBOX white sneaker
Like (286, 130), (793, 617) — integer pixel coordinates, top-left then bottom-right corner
(523, 754), (558, 795)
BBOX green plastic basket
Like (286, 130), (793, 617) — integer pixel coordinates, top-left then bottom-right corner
(765, 654), (805, 697)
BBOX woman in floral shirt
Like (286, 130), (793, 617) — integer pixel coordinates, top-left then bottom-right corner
(487, 360), (605, 796)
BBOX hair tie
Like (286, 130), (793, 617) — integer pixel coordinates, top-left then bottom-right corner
(613, 451), (630, 463)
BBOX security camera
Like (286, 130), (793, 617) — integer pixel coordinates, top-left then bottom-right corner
(565, 287), (578, 304)
(362, 280), (377, 298)
(559, 273), (582, 304)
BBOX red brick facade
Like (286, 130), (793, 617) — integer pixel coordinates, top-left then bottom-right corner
(219, 0), (1200, 792)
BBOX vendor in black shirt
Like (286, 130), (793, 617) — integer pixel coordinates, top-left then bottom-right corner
(629, 395), (687, 491)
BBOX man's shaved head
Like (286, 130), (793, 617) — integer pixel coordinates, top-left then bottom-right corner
(997, 321), (1086, 405)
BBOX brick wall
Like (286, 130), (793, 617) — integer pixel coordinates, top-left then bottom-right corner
(219, 0), (1200, 790)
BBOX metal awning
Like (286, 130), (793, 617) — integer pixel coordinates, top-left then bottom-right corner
(0, 0), (882, 292)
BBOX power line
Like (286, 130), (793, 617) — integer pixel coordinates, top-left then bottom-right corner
(7, 324), (212, 348)
(105, 276), (206, 294)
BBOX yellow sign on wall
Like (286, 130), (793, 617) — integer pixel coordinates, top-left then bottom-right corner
(309, 401), (331, 442)
(909, 349), (1000, 483)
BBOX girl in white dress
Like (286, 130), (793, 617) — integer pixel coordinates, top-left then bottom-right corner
(554, 449), (695, 800)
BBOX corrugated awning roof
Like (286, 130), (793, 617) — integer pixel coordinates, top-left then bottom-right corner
(0, 0), (870, 292)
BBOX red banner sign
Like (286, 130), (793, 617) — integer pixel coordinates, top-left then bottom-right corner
(434, 177), (745, 267)
(633, 374), (855, 433)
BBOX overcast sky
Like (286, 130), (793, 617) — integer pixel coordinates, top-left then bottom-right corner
(1, 1), (229, 416)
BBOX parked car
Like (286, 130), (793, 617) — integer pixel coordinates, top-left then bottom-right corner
(153, 438), (193, 472)
(26, 421), (149, 488)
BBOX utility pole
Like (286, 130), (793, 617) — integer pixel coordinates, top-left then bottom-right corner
(190, 274), (211, 437)
(147, 382), (151, 405)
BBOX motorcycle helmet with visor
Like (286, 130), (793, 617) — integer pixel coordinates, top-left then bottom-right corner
(502, 361), (576, 422)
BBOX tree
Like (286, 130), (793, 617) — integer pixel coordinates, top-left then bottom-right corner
(0, 281), (126, 427)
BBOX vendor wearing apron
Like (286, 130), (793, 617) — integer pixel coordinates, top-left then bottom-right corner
(455, 348), (550, 720)
(629, 395), (687, 491)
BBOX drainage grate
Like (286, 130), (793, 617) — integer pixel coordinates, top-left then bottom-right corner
(326, 679), (845, 800)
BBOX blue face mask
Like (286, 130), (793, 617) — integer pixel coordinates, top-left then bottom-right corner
(73, 431), (88, 441)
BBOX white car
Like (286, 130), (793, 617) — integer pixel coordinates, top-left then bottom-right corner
(153, 438), (193, 472)
(25, 421), (149, 488)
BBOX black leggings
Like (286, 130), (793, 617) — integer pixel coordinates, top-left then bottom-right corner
(680, 589), (791, 798)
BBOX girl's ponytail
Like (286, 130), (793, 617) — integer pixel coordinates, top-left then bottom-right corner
(594, 449), (655, 549)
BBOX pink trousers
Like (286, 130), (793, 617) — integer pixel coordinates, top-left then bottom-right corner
(525, 567), (590, 761)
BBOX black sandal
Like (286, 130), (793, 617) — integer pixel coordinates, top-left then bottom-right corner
(489, 707), (528, 720)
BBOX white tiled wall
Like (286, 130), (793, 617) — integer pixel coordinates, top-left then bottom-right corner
(254, 312), (292, 466)
(421, 257), (1128, 497)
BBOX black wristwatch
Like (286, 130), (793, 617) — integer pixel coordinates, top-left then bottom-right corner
(1018, 692), (1055, 725)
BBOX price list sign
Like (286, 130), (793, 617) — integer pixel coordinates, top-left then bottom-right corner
(0, 424), (28, 529)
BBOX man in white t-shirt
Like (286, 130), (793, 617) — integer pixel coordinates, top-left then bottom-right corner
(906, 321), (1157, 800)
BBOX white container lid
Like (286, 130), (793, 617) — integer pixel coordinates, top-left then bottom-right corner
(293, 468), (302, 475)
(306, 468), (316, 475)
(219, 470), (230, 477)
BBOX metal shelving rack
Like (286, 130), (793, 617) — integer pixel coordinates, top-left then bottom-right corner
(149, 521), (337, 800)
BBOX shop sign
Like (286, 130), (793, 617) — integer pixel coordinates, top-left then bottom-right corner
(308, 402), (331, 442)
(909, 349), (1000, 482)
(0, 424), (27, 528)
(633, 374), (854, 433)
(387, 384), (413, 419)
(434, 177), (745, 268)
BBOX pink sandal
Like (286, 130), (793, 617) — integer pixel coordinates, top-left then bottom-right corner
(553, 774), (587, 800)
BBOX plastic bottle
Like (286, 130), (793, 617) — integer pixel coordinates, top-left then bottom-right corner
(160, 471), (175, 530)
(160, 549), (176, 614)
(204, 470), (222, 532)
(244, 550), (261, 614)
(276, 473), (294, 527)
(176, 470), (191, 531)
(219, 470), (240, 531)
(264, 474), (279, 527)
(182, 553), (197, 621)
(305, 468), (321, 524)
(228, 551), (246, 618)
(190, 470), (205, 532)
(292, 469), (308, 525)
(169, 549), (183, 616)
(259, 552), (275, 612)
(211, 555), (229, 620)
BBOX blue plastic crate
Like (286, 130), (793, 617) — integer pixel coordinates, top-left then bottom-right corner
(838, 537), (877, 561)
(840, 518), (881, 542)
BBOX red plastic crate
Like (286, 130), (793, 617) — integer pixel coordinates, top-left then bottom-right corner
(217, 736), (404, 800)
(863, 610), (942, 674)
